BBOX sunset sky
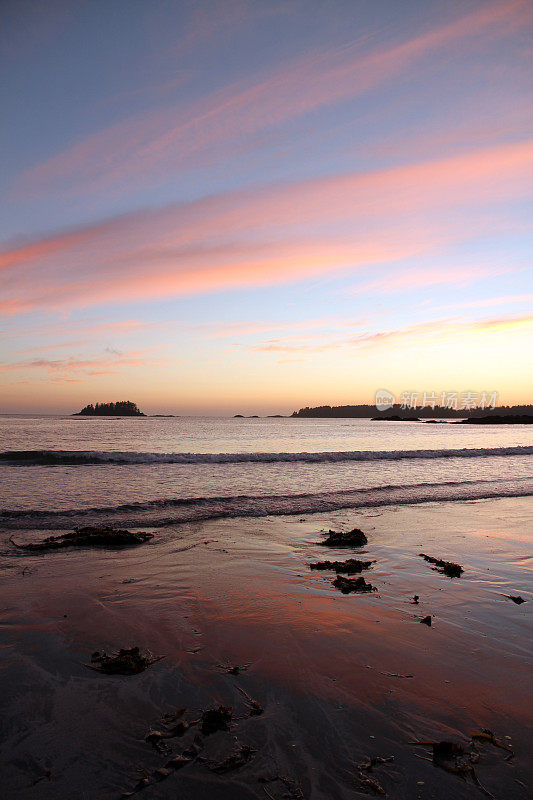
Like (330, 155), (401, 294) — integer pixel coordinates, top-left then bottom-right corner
(1, 0), (532, 414)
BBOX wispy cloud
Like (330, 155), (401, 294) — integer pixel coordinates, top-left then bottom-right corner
(434, 293), (533, 313)
(348, 264), (512, 296)
(194, 315), (367, 339)
(11, 0), (530, 199)
(0, 349), (166, 381)
(2, 317), (151, 342)
(251, 313), (533, 355)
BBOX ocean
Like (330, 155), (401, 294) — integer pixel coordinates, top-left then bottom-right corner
(1, 414), (532, 531)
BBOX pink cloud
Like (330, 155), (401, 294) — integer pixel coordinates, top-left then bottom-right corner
(2, 139), (532, 315)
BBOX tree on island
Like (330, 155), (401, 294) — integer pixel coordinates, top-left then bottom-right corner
(74, 401), (146, 416)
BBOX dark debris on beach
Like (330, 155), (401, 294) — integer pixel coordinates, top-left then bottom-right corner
(218, 661), (250, 674)
(145, 709), (189, 754)
(206, 743), (256, 773)
(309, 557), (374, 573)
(410, 730), (514, 798)
(14, 515), (524, 799)
(320, 527), (368, 547)
(332, 575), (376, 594)
(504, 594), (526, 604)
(355, 754), (395, 796)
(419, 553), (463, 577)
(120, 693), (263, 797)
(87, 647), (164, 675)
(10, 526), (153, 551)
(200, 705), (233, 735)
(311, 528), (378, 593)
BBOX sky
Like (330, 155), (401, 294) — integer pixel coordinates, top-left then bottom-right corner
(1, 0), (532, 415)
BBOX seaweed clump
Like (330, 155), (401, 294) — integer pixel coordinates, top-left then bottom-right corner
(10, 526), (153, 551)
(200, 706), (233, 735)
(410, 732), (514, 797)
(120, 694), (262, 796)
(419, 553), (463, 577)
(208, 744), (256, 773)
(320, 528), (368, 547)
(355, 755), (394, 796)
(309, 558), (374, 574)
(88, 647), (164, 675)
(145, 709), (189, 753)
(332, 575), (376, 594)
(504, 594), (526, 604)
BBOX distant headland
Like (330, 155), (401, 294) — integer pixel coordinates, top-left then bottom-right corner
(73, 401), (146, 417)
(292, 404), (533, 419)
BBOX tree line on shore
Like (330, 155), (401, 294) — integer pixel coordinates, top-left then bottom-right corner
(292, 404), (533, 418)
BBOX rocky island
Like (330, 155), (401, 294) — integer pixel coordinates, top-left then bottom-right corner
(73, 401), (146, 416)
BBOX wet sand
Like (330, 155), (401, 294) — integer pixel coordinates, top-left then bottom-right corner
(1, 497), (532, 799)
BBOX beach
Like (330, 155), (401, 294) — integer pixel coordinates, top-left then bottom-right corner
(4, 1), (533, 795)
(1, 490), (532, 799)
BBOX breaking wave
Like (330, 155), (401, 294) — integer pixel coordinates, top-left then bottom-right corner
(1, 477), (531, 530)
(1, 445), (532, 466)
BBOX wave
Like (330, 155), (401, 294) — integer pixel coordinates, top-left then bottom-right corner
(1, 445), (532, 466)
(1, 477), (531, 530)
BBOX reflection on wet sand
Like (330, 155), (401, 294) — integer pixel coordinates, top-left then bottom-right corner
(0, 497), (531, 798)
